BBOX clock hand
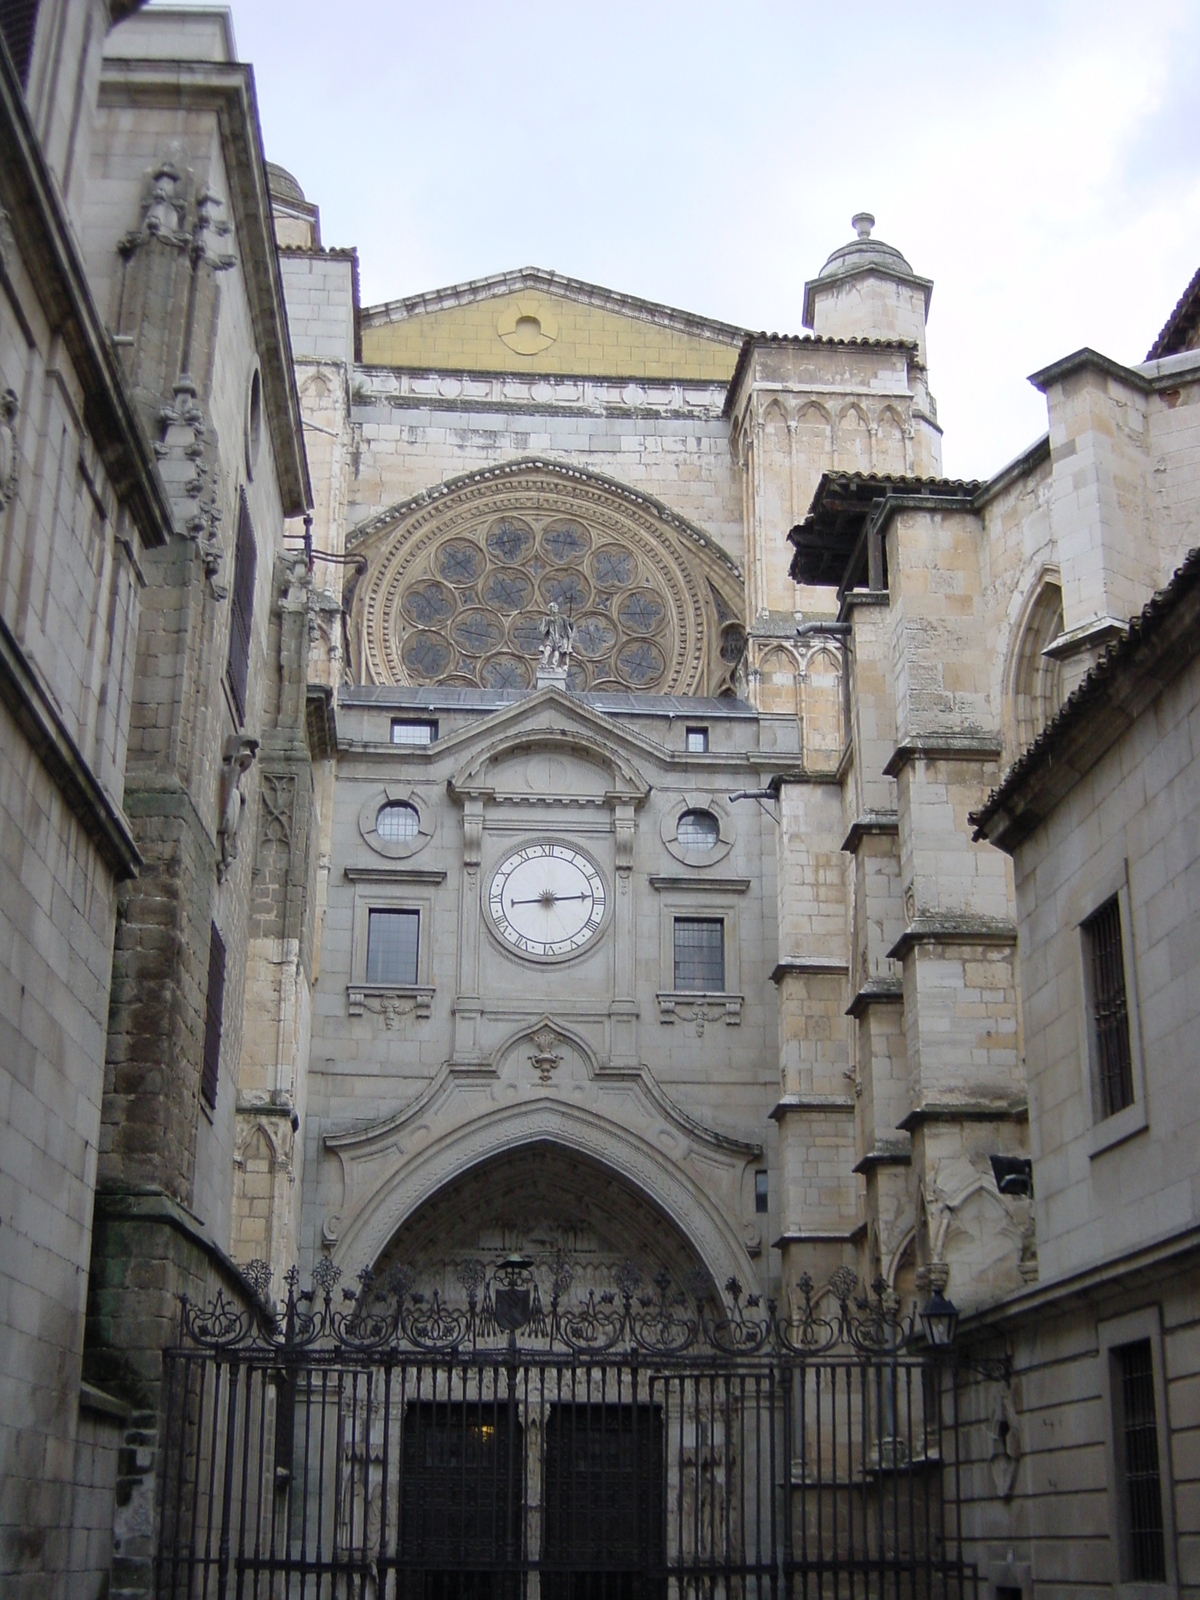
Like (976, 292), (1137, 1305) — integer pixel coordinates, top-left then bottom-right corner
(506, 894), (591, 905)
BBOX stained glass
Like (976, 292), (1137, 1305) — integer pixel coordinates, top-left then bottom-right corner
(542, 523), (588, 562)
(616, 639), (665, 685)
(452, 610), (503, 654)
(437, 541), (483, 584)
(403, 581), (454, 626)
(541, 572), (590, 612)
(402, 631), (452, 679)
(487, 519), (533, 563)
(509, 614), (545, 656)
(592, 546), (635, 589)
(619, 591), (665, 634)
(481, 654), (530, 690)
(484, 570), (533, 612)
(573, 615), (617, 658)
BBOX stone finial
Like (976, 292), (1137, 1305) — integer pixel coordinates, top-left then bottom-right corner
(852, 212), (875, 240)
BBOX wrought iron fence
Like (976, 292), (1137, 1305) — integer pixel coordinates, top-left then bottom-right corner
(156, 1257), (987, 1599)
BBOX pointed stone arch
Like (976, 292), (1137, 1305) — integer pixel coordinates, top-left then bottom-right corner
(835, 402), (871, 475)
(1006, 571), (1064, 755)
(874, 405), (906, 475)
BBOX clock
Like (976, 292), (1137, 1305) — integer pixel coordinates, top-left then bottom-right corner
(487, 842), (608, 960)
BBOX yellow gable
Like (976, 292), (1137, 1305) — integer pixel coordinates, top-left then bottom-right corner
(359, 284), (743, 381)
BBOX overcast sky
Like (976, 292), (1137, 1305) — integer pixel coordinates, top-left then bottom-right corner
(206, 1), (1200, 480)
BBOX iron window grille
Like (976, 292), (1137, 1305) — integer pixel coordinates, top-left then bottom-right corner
(685, 726), (708, 753)
(676, 809), (719, 852)
(376, 801), (419, 843)
(366, 908), (419, 986)
(391, 719), (437, 746)
(1113, 1339), (1167, 1581)
(225, 495), (257, 722)
(200, 923), (226, 1110)
(1084, 895), (1134, 1118)
(673, 917), (724, 991)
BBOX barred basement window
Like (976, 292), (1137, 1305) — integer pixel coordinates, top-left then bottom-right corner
(366, 909), (419, 986)
(200, 924), (226, 1110)
(226, 496), (257, 722)
(1113, 1339), (1167, 1582)
(673, 918), (724, 992)
(0, 1), (41, 85)
(1084, 895), (1134, 1118)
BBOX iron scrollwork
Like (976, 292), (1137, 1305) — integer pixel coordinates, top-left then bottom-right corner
(175, 1252), (1007, 1369)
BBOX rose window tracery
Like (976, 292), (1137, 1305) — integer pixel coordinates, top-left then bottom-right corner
(353, 464), (744, 695)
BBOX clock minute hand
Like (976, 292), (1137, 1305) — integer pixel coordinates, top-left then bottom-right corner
(506, 893), (591, 905)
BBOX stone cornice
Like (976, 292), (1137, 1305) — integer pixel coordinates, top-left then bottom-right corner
(652, 875), (751, 894)
(770, 1093), (856, 1119)
(897, 1095), (1027, 1132)
(887, 914), (1017, 962)
(769, 956), (849, 983)
(882, 732), (1003, 778)
(853, 1139), (912, 1173)
(840, 810), (899, 853)
(0, 39), (172, 548)
(99, 58), (311, 516)
(845, 977), (903, 1017)
(960, 1221), (1200, 1336)
(0, 613), (141, 880)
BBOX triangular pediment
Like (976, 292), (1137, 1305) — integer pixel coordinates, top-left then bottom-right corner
(446, 686), (652, 804)
(360, 267), (745, 381)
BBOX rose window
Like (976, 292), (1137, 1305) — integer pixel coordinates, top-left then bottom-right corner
(377, 513), (686, 692)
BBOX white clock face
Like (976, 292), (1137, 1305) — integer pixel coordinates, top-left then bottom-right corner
(488, 843), (607, 960)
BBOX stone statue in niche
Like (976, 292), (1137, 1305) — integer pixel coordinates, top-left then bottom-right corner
(538, 602), (575, 672)
(217, 734), (258, 882)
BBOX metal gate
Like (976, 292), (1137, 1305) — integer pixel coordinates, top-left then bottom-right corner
(156, 1259), (988, 1599)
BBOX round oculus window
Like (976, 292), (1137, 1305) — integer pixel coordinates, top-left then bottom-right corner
(676, 809), (720, 852)
(376, 801), (420, 844)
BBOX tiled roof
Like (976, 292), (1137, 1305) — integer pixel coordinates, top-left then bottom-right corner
(1146, 264), (1200, 361)
(970, 545), (1200, 845)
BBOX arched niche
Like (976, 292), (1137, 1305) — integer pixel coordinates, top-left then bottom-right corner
(1008, 577), (1064, 754)
(347, 458), (744, 696)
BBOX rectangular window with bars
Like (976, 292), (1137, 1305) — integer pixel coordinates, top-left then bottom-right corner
(200, 924), (226, 1110)
(366, 909), (419, 986)
(226, 496), (257, 722)
(673, 917), (724, 992)
(1083, 895), (1134, 1119)
(1113, 1339), (1167, 1582)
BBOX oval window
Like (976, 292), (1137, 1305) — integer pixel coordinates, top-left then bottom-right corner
(376, 801), (419, 844)
(676, 809), (719, 852)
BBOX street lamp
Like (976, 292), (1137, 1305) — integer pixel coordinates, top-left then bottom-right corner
(920, 1288), (960, 1349)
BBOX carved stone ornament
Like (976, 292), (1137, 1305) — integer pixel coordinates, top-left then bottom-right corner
(528, 1025), (564, 1084)
(656, 992), (743, 1034)
(0, 389), (18, 511)
(217, 734), (259, 882)
(347, 986), (434, 1023)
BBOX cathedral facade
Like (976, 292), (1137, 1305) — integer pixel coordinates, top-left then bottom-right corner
(1, 5), (1199, 1597)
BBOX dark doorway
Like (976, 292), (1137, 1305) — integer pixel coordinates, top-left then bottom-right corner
(543, 1403), (665, 1600)
(400, 1401), (524, 1600)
